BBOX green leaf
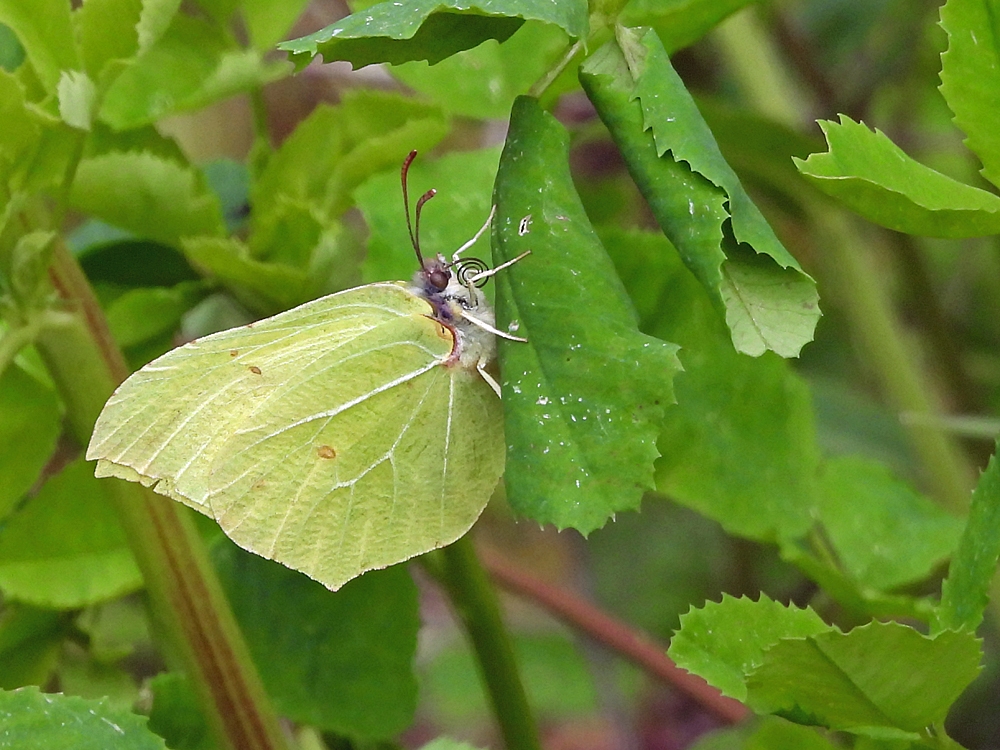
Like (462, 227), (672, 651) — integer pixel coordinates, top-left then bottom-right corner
(248, 201), (353, 296)
(105, 281), (208, 350)
(0, 0), (79, 93)
(212, 539), (419, 738)
(0, 685), (168, 749)
(137, 0), (181, 53)
(74, 0), (142, 80)
(936, 442), (1000, 633)
(0, 461), (142, 608)
(620, 0), (755, 54)
(939, 0), (1000, 189)
(815, 456), (963, 594)
(580, 29), (819, 358)
(668, 594), (831, 702)
(654, 352), (820, 543)
(0, 364), (60, 520)
(745, 622), (982, 738)
(0, 606), (70, 690)
(357, 146), (501, 285)
(0, 69), (76, 192)
(278, 0), (586, 69)
(390, 22), (570, 119)
(0, 71), (39, 169)
(0, 21), (25, 71)
(794, 116), (1000, 237)
(239, 0), (314, 50)
(604, 230), (819, 544)
(70, 152), (225, 246)
(251, 91), (447, 234)
(58, 600), (149, 707)
(57, 70), (97, 130)
(689, 716), (840, 750)
(588, 498), (737, 640)
(492, 96), (681, 534)
(181, 236), (310, 313)
(98, 15), (285, 129)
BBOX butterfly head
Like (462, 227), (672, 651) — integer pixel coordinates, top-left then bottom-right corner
(402, 150), (491, 317)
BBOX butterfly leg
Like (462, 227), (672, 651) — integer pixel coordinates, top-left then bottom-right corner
(452, 204), (497, 261)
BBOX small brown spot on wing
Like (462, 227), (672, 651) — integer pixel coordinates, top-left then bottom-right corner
(317, 445), (336, 460)
(249, 365), (262, 375)
(230, 350), (239, 357)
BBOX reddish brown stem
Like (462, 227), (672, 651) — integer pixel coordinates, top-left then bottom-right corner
(479, 547), (749, 725)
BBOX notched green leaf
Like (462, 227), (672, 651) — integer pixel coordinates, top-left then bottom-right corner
(580, 28), (819, 358)
(936, 441), (1000, 634)
(745, 622), (981, 739)
(390, 22), (571, 120)
(0, 685), (167, 748)
(181, 236), (310, 313)
(939, 0), (1000, 190)
(795, 115), (1000, 238)
(0, 0), (79, 93)
(74, 0), (143, 80)
(99, 14), (285, 129)
(251, 91), (447, 231)
(493, 95), (682, 535)
(278, 0), (587, 69)
(668, 594), (831, 702)
(69, 151), (225, 247)
(57, 70), (96, 130)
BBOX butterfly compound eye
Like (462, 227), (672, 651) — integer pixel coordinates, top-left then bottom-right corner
(428, 267), (450, 290)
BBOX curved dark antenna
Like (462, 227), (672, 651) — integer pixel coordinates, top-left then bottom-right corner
(401, 150), (436, 266)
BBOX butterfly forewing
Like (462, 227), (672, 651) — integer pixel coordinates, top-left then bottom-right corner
(90, 284), (430, 508)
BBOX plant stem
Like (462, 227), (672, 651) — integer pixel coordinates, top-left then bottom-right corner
(36, 242), (289, 750)
(712, 7), (811, 129)
(528, 39), (584, 101)
(436, 535), (542, 750)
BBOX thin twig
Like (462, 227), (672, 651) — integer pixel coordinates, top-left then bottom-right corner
(479, 547), (749, 725)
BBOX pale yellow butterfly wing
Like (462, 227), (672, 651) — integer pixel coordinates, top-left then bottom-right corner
(87, 283), (504, 590)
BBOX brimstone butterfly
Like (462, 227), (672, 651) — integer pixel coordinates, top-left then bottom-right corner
(87, 151), (526, 591)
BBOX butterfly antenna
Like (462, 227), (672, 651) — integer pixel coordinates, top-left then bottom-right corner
(414, 188), (436, 265)
(401, 150), (424, 265)
(401, 150), (438, 266)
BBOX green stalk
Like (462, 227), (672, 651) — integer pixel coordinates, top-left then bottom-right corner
(436, 535), (541, 750)
(36, 242), (289, 750)
(711, 7), (810, 129)
(528, 39), (585, 100)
